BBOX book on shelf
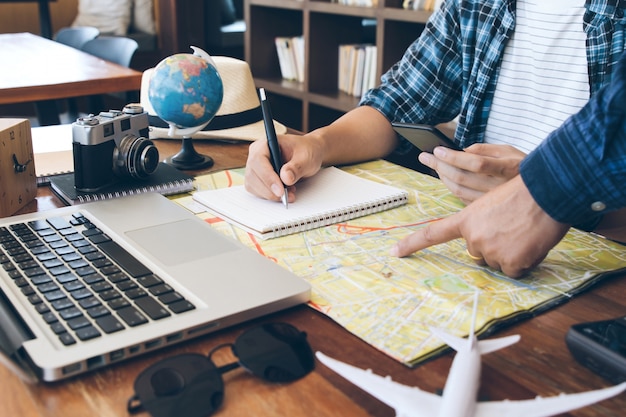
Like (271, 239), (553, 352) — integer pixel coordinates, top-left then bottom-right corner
(49, 162), (195, 205)
(338, 43), (377, 97)
(275, 35), (305, 82)
(332, 0), (379, 7)
(192, 166), (408, 239)
(403, 0), (444, 11)
(352, 45), (366, 96)
(293, 36), (305, 82)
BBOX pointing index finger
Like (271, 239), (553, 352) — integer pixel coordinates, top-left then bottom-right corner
(391, 215), (463, 257)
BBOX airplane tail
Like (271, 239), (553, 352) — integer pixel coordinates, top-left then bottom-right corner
(429, 291), (520, 354)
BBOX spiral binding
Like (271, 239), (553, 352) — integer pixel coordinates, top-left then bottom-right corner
(268, 194), (408, 237)
(76, 180), (194, 204)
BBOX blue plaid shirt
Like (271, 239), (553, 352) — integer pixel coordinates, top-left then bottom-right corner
(521, 50), (626, 229)
(360, 0), (626, 150)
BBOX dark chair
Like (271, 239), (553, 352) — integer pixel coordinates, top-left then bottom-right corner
(81, 36), (139, 67)
(54, 26), (100, 49)
(80, 36), (140, 112)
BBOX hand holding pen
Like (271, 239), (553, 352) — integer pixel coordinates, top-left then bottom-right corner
(259, 88), (288, 208)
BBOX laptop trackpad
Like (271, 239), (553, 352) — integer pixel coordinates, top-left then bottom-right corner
(125, 219), (238, 266)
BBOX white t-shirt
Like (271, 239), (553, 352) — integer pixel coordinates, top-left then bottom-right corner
(484, 0), (589, 153)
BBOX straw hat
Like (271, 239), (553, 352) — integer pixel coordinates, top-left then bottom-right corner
(140, 55), (287, 141)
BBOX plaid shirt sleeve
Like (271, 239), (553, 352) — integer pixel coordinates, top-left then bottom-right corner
(520, 51), (626, 229)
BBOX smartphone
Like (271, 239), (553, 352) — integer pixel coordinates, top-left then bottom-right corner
(391, 122), (461, 153)
(565, 315), (626, 383)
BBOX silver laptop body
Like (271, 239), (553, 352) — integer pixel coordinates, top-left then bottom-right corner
(0, 192), (310, 381)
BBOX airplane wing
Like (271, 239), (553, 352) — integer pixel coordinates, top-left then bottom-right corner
(429, 326), (520, 354)
(316, 352), (442, 417)
(475, 335), (520, 354)
(474, 381), (626, 417)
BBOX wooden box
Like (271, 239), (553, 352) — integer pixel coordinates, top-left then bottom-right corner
(0, 119), (37, 217)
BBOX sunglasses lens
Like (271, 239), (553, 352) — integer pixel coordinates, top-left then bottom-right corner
(233, 322), (315, 383)
(131, 353), (224, 417)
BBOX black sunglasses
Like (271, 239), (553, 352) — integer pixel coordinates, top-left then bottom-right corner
(127, 322), (315, 417)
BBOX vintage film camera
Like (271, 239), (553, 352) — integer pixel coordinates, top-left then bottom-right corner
(72, 105), (159, 192)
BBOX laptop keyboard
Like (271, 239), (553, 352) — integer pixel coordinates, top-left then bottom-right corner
(0, 212), (195, 346)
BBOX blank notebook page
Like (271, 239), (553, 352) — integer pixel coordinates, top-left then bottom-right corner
(192, 166), (408, 239)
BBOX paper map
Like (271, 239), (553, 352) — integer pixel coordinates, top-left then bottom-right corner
(173, 160), (626, 367)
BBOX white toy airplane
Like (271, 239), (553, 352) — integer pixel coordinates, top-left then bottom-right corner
(317, 292), (626, 417)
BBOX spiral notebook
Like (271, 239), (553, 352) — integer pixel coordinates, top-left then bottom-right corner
(192, 166), (409, 239)
(49, 162), (195, 205)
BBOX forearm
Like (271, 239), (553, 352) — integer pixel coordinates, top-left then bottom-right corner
(305, 106), (399, 167)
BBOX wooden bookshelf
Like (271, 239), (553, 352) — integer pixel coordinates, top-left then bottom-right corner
(245, 0), (432, 132)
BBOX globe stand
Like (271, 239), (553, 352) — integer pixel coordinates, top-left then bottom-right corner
(164, 137), (214, 170)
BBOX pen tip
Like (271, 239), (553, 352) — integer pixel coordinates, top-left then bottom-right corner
(282, 190), (288, 209)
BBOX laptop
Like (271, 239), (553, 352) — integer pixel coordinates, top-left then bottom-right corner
(0, 193), (310, 382)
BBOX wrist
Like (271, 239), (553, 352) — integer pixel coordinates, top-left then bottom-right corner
(305, 127), (336, 167)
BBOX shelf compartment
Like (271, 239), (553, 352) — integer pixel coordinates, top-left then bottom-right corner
(308, 12), (376, 96)
(308, 102), (346, 131)
(254, 77), (307, 98)
(247, 5), (304, 80)
(308, 90), (361, 113)
(246, 0), (432, 132)
(380, 19), (426, 72)
(263, 90), (304, 131)
(309, 1), (379, 18)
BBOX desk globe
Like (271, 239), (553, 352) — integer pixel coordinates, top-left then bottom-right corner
(148, 47), (223, 169)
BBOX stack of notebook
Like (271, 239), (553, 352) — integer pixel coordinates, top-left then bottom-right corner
(49, 163), (195, 205)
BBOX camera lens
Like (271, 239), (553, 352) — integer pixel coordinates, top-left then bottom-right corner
(113, 135), (160, 179)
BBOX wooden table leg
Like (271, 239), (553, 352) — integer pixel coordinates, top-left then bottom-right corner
(37, 0), (53, 39)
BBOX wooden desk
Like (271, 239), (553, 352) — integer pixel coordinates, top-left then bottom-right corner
(4, 139), (626, 417)
(0, 32), (142, 125)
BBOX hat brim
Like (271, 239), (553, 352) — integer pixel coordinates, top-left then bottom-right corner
(147, 118), (287, 142)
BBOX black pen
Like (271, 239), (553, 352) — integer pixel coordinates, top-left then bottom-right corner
(259, 88), (288, 208)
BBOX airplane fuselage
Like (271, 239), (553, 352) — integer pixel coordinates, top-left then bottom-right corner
(437, 344), (481, 417)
